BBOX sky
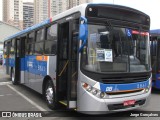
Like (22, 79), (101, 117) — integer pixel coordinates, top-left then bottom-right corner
(0, 0), (159, 30)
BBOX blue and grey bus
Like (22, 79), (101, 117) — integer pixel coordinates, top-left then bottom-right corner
(3, 3), (151, 114)
(150, 29), (160, 89)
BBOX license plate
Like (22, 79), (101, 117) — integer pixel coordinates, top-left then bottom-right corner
(123, 100), (136, 106)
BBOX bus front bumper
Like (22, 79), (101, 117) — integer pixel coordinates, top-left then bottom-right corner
(77, 86), (151, 114)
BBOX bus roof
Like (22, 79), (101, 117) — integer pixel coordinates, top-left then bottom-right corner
(4, 3), (149, 42)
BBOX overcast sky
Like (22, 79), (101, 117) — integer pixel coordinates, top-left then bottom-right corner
(0, 0), (159, 30)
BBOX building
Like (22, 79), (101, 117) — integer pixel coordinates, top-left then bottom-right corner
(0, 21), (21, 51)
(23, 2), (34, 29)
(51, 0), (93, 17)
(67, 0), (93, 9)
(3, 0), (23, 30)
(50, 0), (67, 17)
(67, 0), (77, 9)
(0, 0), (2, 21)
(34, 0), (92, 24)
(34, 0), (51, 24)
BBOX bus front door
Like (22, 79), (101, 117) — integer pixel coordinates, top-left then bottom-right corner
(57, 19), (79, 109)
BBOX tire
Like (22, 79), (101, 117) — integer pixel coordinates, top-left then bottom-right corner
(11, 69), (18, 85)
(45, 80), (57, 110)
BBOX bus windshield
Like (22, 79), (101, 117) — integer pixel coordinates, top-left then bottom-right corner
(82, 24), (150, 73)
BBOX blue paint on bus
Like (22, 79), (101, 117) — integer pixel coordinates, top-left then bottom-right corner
(4, 18), (51, 41)
(100, 80), (149, 92)
(20, 58), (25, 71)
(153, 74), (160, 89)
(24, 56), (47, 77)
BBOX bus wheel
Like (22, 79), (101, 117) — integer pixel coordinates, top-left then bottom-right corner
(45, 80), (57, 110)
(11, 69), (17, 85)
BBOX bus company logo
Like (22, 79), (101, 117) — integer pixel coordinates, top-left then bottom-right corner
(2, 112), (11, 117)
(106, 87), (113, 92)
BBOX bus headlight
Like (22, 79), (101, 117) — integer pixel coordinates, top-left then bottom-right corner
(87, 86), (92, 92)
(145, 77), (152, 93)
(82, 82), (109, 99)
(100, 92), (106, 98)
(92, 89), (98, 95)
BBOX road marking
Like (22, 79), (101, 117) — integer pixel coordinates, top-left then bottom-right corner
(0, 82), (12, 86)
(0, 94), (13, 97)
(7, 84), (47, 111)
(6, 94), (13, 96)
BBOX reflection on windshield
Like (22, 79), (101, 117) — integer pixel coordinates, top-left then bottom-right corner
(82, 24), (150, 73)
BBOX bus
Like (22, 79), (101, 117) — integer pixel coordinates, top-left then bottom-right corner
(150, 29), (160, 89)
(3, 3), (151, 114)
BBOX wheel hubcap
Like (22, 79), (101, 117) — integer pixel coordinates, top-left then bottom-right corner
(46, 86), (53, 104)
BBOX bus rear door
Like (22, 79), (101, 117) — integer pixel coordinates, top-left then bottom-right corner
(14, 38), (20, 83)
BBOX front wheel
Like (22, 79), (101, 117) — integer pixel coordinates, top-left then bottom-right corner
(45, 80), (57, 110)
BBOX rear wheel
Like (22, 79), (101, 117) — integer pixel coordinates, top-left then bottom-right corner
(11, 69), (18, 85)
(45, 80), (57, 110)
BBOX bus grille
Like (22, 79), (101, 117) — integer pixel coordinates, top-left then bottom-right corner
(101, 76), (150, 84)
(106, 89), (144, 95)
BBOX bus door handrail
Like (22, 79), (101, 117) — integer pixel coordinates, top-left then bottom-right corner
(58, 60), (69, 77)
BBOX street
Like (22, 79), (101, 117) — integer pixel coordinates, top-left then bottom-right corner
(0, 65), (160, 120)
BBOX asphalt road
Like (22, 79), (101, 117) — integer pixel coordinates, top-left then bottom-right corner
(0, 66), (160, 120)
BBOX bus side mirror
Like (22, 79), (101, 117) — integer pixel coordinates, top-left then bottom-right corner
(79, 16), (88, 52)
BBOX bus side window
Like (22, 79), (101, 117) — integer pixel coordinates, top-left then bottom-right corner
(11, 39), (15, 55)
(45, 24), (57, 55)
(28, 44), (34, 55)
(36, 29), (45, 42)
(28, 32), (35, 43)
(16, 40), (20, 57)
(35, 42), (44, 55)
(27, 32), (35, 55)
(35, 28), (45, 55)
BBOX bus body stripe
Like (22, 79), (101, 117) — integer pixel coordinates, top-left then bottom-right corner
(100, 80), (149, 92)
